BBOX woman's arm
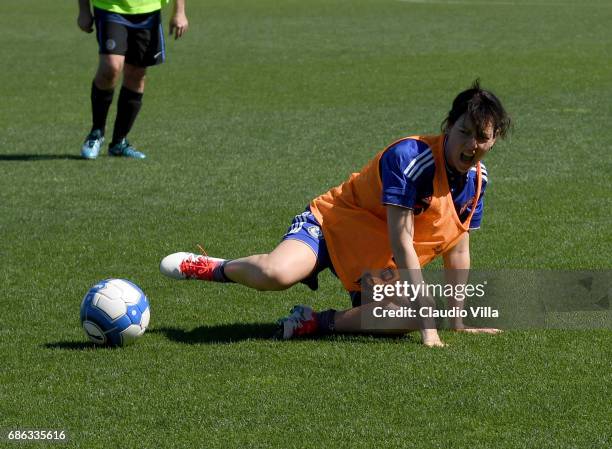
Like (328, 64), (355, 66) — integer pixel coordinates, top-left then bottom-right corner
(77, 0), (94, 33)
(443, 233), (501, 334)
(169, 0), (189, 39)
(386, 205), (445, 347)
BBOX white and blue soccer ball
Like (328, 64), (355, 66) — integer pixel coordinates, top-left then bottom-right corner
(80, 279), (150, 347)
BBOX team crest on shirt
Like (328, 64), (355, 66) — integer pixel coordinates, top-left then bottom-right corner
(307, 226), (323, 239)
(105, 39), (116, 51)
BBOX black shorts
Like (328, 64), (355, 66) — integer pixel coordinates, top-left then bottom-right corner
(94, 7), (165, 67)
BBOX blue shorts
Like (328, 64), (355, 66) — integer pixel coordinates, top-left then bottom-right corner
(282, 207), (335, 291)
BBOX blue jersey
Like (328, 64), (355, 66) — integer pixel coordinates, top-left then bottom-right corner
(380, 138), (488, 230)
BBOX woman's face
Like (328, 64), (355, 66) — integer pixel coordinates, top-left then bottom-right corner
(445, 113), (496, 173)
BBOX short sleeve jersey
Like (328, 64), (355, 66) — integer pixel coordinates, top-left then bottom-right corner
(380, 138), (488, 229)
(92, 0), (170, 14)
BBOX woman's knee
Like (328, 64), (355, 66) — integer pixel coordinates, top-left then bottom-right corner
(256, 240), (317, 290)
(95, 57), (123, 88)
(258, 259), (301, 291)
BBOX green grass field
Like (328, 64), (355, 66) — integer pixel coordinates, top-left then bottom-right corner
(1, 0), (610, 447)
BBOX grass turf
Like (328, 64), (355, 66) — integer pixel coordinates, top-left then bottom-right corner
(0, 0), (610, 447)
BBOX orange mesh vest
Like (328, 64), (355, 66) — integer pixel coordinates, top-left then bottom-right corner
(310, 134), (482, 292)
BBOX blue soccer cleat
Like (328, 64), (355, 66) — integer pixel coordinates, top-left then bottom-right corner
(108, 138), (146, 159)
(81, 129), (105, 159)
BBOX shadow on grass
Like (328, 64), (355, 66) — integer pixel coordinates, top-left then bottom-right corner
(154, 323), (413, 345)
(44, 325), (414, 349)
(153, 323), (278, 344)
(0, 154), (84, 162)
(43, 341), (107, 350)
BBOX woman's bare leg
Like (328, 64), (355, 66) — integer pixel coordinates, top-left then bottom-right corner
(223, 239), (317, 291)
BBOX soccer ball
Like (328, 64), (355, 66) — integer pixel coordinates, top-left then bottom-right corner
(80, 279), (150, 346)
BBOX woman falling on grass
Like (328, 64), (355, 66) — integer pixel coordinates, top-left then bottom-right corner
(160, 80), (511, 347)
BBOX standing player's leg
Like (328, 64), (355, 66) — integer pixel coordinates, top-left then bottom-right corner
(81, 10), (128, 159)
(108, 12), (164, 159)
(92, 53), (125, 129)
(82, 54), (124, 159)
(108, 63), (147, 158)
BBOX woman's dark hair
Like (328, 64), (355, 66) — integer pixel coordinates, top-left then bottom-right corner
(441, 79), (511, 139)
